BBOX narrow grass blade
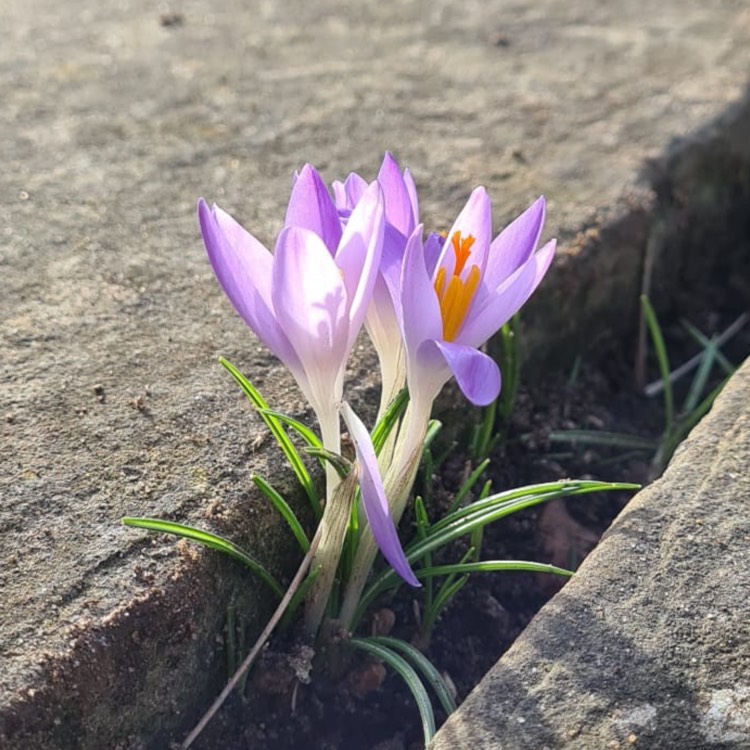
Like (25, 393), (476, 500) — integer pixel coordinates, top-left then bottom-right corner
(640, 296), (674, 437)
(447, 458), (490, 514)
(259, 409), (322, 450)
(219, 357), (321, 520)
(372, 388), (410, 455)
(355, 481), (636, 623)
(122, 517), (284, 598)
(349, 638), (436, 747)
(303, 446), (351, 479)
(369, 636), (458, 715)
(682, 341), (717, 415)
(682, 320), (736, 376)
(251, 474), (310, 553)
(548, 429), (657, 451)
(417, 560), (573, 579)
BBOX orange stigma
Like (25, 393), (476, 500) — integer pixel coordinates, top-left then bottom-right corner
(434, 231), (480, 341)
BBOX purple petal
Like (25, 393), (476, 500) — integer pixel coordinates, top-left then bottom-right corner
(334, 181), (385, 350)
(198, 199), (300, 371)
(400, 226), (443, 355)
(272, 227), (349, 404)
(459, 239), (557, 348)
(435, 187), (492, 279)
(340, 402), (420, 587)
(433, 341), (501, 406)
(378, 152), (416, 237)
(404, 168), (419, 229)
(284, 164), (342, 253)
(484, 197), (546, 289)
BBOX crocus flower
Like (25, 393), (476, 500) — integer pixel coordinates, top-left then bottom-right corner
(340, 401), (419, 587)
(396, 191), (555, 422)
(334, 153), (420, 415)
(198, 167), (385, 450)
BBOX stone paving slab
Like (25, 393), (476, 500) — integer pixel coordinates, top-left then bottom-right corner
(1, 0), (750, 747)
(431, 354), (750, 750)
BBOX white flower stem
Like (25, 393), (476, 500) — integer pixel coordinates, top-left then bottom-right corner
(303, 407), (350, 636)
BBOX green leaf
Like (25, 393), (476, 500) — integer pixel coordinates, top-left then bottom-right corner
(349, 638), (436, 747)
(279, 566), (321, 631)
(304, 446), (352, 479)
(417, 560), (573, 579)
(447, 458), (490, 513)
(355, 481), (637, 624)
(641, 296), (674, 438)
(259, 409), (323, 450)
(122, 516), (284, 599)
(219, 357), (321, 520)
(548, 429), (657, 451)
(368, 636), (457, 716)
(372, 388), (410, 455)
(250, 474), (310, 553)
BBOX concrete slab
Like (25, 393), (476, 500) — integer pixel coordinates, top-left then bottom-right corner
(1, 0), (749, 746)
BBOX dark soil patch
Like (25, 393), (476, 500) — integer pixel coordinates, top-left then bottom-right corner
(183, 307), (750, 750)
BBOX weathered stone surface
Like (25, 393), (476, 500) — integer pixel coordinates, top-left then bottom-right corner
(1, 0), (749, 747)
(431, 356), (750, 749)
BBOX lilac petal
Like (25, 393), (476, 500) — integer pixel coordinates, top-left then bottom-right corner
(484, 197), (546, 289)
(378, 152), (416, 237)
(272, 227), (349, 402)
(459, 239), (557, 348)
(334, 181), (385, 349)
(435, 187), (492, 279)
(332, 173), (368, 212)
(404, 168), (419, 229)
(400, 226), (443, 355)
(340, 402), (420, 587)
(433, 341), (501, 406)
(284, 164), (342, 253)
(198, 200), (300, 371)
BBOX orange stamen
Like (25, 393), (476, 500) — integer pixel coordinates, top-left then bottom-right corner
(433, 231), (480, 341)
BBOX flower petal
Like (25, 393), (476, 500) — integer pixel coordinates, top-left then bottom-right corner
(272, 226), (349, 409)
(378, 152), (416, 237)
(400, 226), (443, 355)
(484, 196), (546, 289)
(436, 187), (492, 279)
(340, 402), (420, 587)
(334, 181), (385, 350)
(433, 341), (501, 406)
(284, 164), (342, 253)
(198, 199), (300, 371)
(459, 239), (557, 348)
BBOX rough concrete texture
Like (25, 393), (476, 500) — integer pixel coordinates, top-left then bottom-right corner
(431, 355), (750, 750)
(1, 0), (750, 747)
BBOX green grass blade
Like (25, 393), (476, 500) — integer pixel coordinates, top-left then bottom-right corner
(219, 357), (321, 520)
(641, 296), (674, 437)
(682, 341), (717, 415)
(355, 481), (636, 624)
(682, 319), (737, 376)
(447, 458), (490, 513)
(122, 516), (284, 598)
(372, 388), (410, 455)
(417, 560), (574, 579)
(349, 638), (436, 746)
(250, 474), (310, 553)
(369, 636), (457, 716)
(259, 409), (322, 450)
(548, 429), (657, 451)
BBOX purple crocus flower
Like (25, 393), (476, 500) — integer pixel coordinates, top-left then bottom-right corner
(334, 153), (420, 414)
(198, 167), (385, 448)
(340, 401), (419, 587)
(395, 190), (556, 416)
